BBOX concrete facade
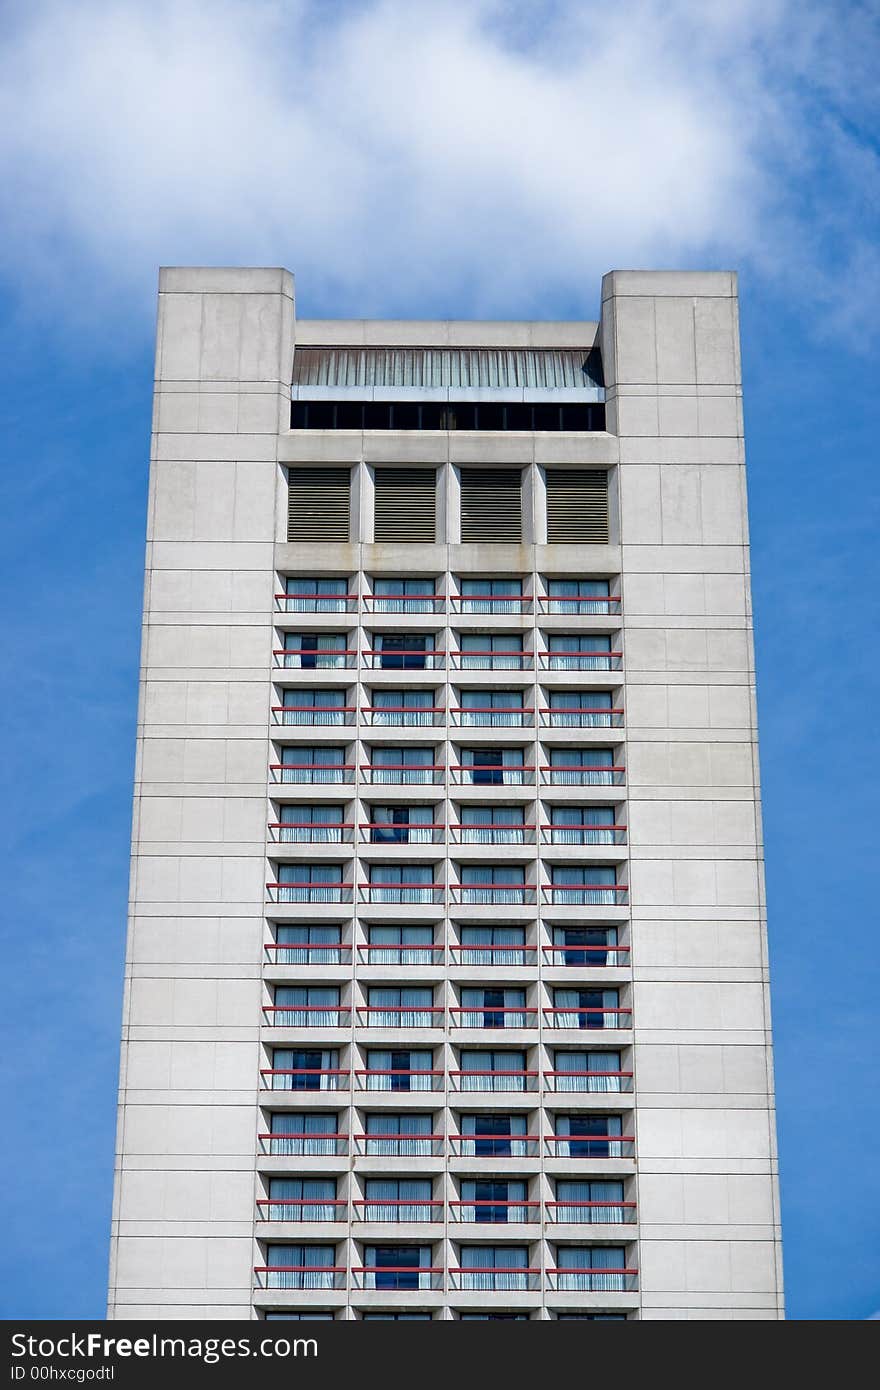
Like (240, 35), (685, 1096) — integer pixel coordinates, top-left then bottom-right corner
(108, 267), (783, 1320)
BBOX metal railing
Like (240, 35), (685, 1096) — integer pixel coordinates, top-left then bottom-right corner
(543, 1071), (633, 1093)
(269, 821), (354, 844)
(449, 1071), (538, 1092)
(448, 1268), (540, 1291)
(541, 766), (625, 786)
(542, 884), (629, 905)
(545, 1268), (638, 1292)
(260, 1069), (350, 1091)
(449, 944), (536, 966)
(540, 708), (624, 728)
(360, 704), (443, 726)
(262, 1005), (350, 1027)
(254, 1266), (346, 1289)
(448, 1201), (539, 1223)
(449, 1007), (537, 1029)
(355, 1006), (444, 1028)
(271, 704), (356, 726)
(538, 596), (620, 615)
(450, 707), (533, 727)
(256, 1198), (348, 1222)
(358, 882), (443, 904)
(541, 944), (630, 966)
(351, 1200), (443, 1222)
(356, 944), (444, 965)
(354, 1070), (444, 1092)
(360, 649), (445, 670)
(543, 1134), (634, 1159)
(359, 822), (444, 843)
(540, 824), (627, 845)
(450, 650), (532, 670)
(353, 1133), (445, 1157)
(539, 651), (622, 671)
(545, 1202), (637, 1224)
(270, 763), (355, 784)
(361, 763), (445, 785)
(449, 764), (532, 785)
(542, 1007), (633, 1030)
(448, 1135), (539, 1158)
(273, 648), (356, 669)
(274, 593), (356, 613)
(450, 884), (534, 905)
(350, 1268), (443, 1290)
(258, 1132), (349, 1156)
(266, 882), (352, 904)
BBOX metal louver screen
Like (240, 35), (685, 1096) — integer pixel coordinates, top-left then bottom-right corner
(460, 469), (522, 543)
(374, 469), (436, 542)
(546, 469), (609, 543)
(287, 468), (350, 542)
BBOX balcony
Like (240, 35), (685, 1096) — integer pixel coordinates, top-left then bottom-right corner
(448, 1268), (540, 1292)
(543, 1007), (632, 1031)
(266, 881), (353, 904)
(351, 1268), (443, 1291)
(449, 1070), (538, 1093)
(449, 944), (536, 967)
(451, 824), (533, 845)
(450, 595), (532, 615)
(262, 1005), (350, 1028)
(355, 1006), (444, 1028)
(542, 883), (629, 906)
(360, 821), (445, 844)
(449, 1008), (537, 1030)
(448, 1201), (539, 1224)
(259, 1131), (350, 1156)
(354, 1070), (444, 1092)
(359, 882), (443, 905)
(448, 1135), (539, 1158)
(543, 1071), (633, 1093)
(361, 762), (444, 785)
(356, 943), (445, 966)
(450, 763), (532, 786)
(543, 1134), (635, 1159)
(257, 1198), (348, 1222)
(254, 1265), (346, 1290)
(361, 648), (445, 670)
(539, 650), (622, 672)
(270, 762), (355, 784)
(363, 592), (445, 615)
(273, 648), (356, 669)
(540, 707), (624, 729)
(353, 1133), (445, 1157)
(541, 944), (630, 967)
(545, 1267), (638, 1292)
(545, 1202), (637, 1224)
(272, 703), (356, 726)
(541, 765), (625, 786)
(269, 820), (354, 844)
(451, 883), (534, 906)
(361, 704), (443, 727)
(540, 823), (627, 845)
(275, 591), (356, 613)
(450, 706), (533, 728)
(538, 595), (621, 615)
(260, 1069), (350, 1091)
(352, 1200), (443, 1223)
(451, 649), (532, 671)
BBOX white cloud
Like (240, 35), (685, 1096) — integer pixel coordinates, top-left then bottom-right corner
(0, 0), (876, 332)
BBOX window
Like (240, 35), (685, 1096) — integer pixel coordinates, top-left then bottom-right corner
(268, 1111), (339, 1156)
(373, 577), (437, 614)
(362, 1179), (434, 1223)
(551, 987), (621, 1031)
(458, 1050), (527, 1092)
(286, 468), (350, 542)
(551, 1050), (623, 1093)
(548, 747), (615, 785)
(457, 926), (527, 966)
(374, 470), (436, 542)
(549, 806), (617, 845)
(458, 1246), (529, 1291)
(550, 865), (619, 905)
(366, 987), (435, 1028)
(550, 925), (619, 968)
(369, 746), (437, 784)
(546, 577), (611, 613)
(552, 1114), (624, 1159)
(545, 469), (609, 543)
(272, 986), (341, 1027)
(459, 578), (523, 614)
(361, 1313), (433, 1321)
(281, 632), (348, 669)
(366, 924), (435, 964)
(554, 1179), (627, 1225)
(266, 1177), (337, 1222)
(459, 1180), (528, 1224)
(362, 1246), (434, 1291)
(553, 1246), (628, 1292)
(368, 805), (435, 845)
(459, 689), (524, 726)
(458, 633), (524, 670)
(459, 746), (525, 785)
(364, 1049), (435, 1092)
(265, 1312), (336, 1320)
(274, 925), (342, 965)
(278, 804), (345, 843)
(282, 576), (349, 613)
(367, 864), (435, 904)
(546, 633), (612, 670)
(270, 1048), (340, 1092)
(459, 988), (528, 1029)
(277, 688), (347, 727)
(548, 690), (613, 728)
(459, 865), (525, 904)
(275, 863), (343, 903)
(280, 746), (347, 784)
(458, 1113), (529, 1157)
(370, 688), (435, 726)
(458, 805), (524, 845)
(460, 469), (522, 542)
(364, 1113), (435, 1156)
(265, 1244), (337, 1290)
(368, 631), (435, 670)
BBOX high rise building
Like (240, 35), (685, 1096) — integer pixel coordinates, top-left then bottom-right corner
(108, 267), (783, 1320)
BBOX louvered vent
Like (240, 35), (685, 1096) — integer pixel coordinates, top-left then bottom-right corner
(460, 469), (522, 543)
(546, 469), (609, 543)
(374, 468), (436, 542)
(287, 468), (351, 542)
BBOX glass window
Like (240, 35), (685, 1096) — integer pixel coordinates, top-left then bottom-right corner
(546, 578), (611, 614)
(283, 577), (349, 613)
(373, 578), (436, 613)
(459, 578), (523, 614)
(268, 1111), (339, 1157)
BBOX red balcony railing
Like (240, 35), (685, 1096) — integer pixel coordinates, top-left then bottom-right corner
(360, 649), (446, 669)
(353, 1133), (445, 1156)
(361, 763), (445, 784)
(448, 1135), (539, 1157)
(260, 1069), (350, 1091)
(266, 882), (353, 903)
(274, 593), (357, 612)
(258, 1132), (349, 1155)
(449, 764), (532, 785)
(355, 1006), (445, 1027)
(450, 825), (535, 845)
(538, 651), (623, 670)
(264, 942), (350, 965)
(543, 1070), (633, 1093)
(350, 1268), (443, 1290)
(545, 1267), (638, 1291)
(256, 1198), (348, 1221)
(543, 1134), (635, 1158)
(449, 707), (534, 727)
(545, 1201), (637, 1224)
(356, 944), (445, 965)
(270, 763), (356, 783)
(449, 1070), (538, 1092)
(450, 884), (534, 905)
(271, 704), (357, 725)
(540, 824), (627, 845)
(359, 822), (445, 843)
(542, 884), (629, 905)
(450, 650), (533, 670)
(273, 649), (357, 668)
(262, 1005), (350, 1027)
(541, 944), (630, 965)
(449, 1007), (538, 1029)
(354, 1069), (444, 1092)
(351, 1200), (444, 1222)
(448, 1268), (541, 1290)
(543, 1007), (633, 1030)
(362, 593), (445, 612)
(540, 708), (625, 728)
(449, 944), (537, 965)
(448, 1200), (540, 1222)
(360, 705), (443, 726)
(538, 595), (621, 614)
(254, 1265), (346, 1289)
(269, 821), (354, 843)
(450, 594), (532, 613)
(358, 883), (444, 904)
(541, 766), (625, 785)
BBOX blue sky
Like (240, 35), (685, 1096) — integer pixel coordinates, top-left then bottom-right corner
(0, 0), (878, 1320)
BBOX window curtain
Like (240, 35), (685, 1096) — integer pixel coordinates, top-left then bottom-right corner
(461, 1179), (527, 1224)
(374, 578), (435, 614)
(373, 688), (434, 727)
(281, 745), (344, 784)
(554, 1050), (621, 1094)
(461, 1112), (527, 1158)
(547, 578), (610, 614)
(364, 1179), (432, 1223)
(458, 925), (526, 966)
(277, 862), (342, 903)
(552, 925), (617, 969)
(460, 987), (527, 1029)
(460, 633), (523, 670)
(550, 747), (614, 785)
(557, 1245), (626, 1291)
(367, 924), (434, 965)
(548, 633), (612, 671)
(549, 689), (612, 728)
(285, 577), (347, 613)
(270, 1111), (338, 1157)
(282, 632), (347, 669)
(460, 805), (524, 845)
(460, 579), (522, 614)
(369, 864), (433, 904)
(550, 805), (615, 845)
(460, 864), (524, 904)
(555, 1180), (625, 1225)
(460, 689), (523, 727)
(275, 924), (342, 965)
(279, 803), (344, 843)
(267, 1244), (335, 1289)
(274, 986), (340, 1027)
(365, 1112), (432, 1156)
(372, 746), (434, 784)
(460, 1050), (525, 1092)
(280, 687), (346, 727)
(460, 1246), (528, 1290)
(552, 864), (617, 906)
(365, 1050), (432, 1092)
(367, 987), (434, 1028)
(555, 1113), (623, 1159)
(268, 1177), (337, 1223)
(271, 1048), (338, 1092)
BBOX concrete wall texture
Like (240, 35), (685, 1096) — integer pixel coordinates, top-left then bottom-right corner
(108, 267), (783, 1320)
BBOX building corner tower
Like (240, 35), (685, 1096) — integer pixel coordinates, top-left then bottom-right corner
(108, 266), (783, 1320)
